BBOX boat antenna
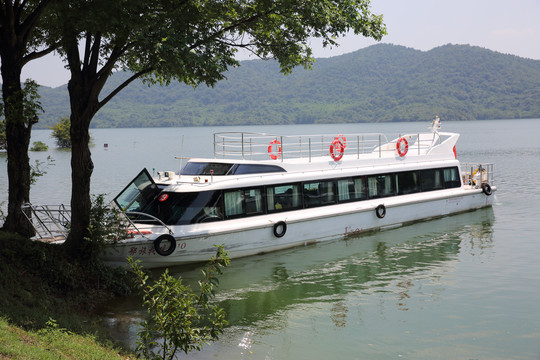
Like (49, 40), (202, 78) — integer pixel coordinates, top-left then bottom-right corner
(430, 116), (441, 133)
(178, 134), (184, 175)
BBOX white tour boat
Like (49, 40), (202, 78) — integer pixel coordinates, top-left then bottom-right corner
(99, 118), (495, 268)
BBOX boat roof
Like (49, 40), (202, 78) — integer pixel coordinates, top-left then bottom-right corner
(155, 120), (461, 192)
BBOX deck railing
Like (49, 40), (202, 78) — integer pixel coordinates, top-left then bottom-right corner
(461, 163), (495, 187)
(213, 132), (445, 161)
(21, 203), (71, 241)
(21, 204), (173, 242)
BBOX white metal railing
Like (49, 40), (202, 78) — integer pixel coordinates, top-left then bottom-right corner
(213, 132), (448, 161)
(22, 203), (71, 241)
(124, 211), (174, 236)
(21, 204), (173, 242)
(213, 132), (386, 161)
(461, 163), (495, 187)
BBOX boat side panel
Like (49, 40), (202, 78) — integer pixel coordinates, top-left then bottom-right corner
(103, 188), (494, 268)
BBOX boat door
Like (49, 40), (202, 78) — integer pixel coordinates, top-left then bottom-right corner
(114, 168), (161, 212)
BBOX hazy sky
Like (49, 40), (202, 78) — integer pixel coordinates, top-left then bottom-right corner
(20, 0), (540, 88)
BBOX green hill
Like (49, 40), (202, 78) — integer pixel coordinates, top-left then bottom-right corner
(34, 44), (540, 128)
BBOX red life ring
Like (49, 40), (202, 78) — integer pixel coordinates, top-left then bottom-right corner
(336, 135), (347, 149)
(268, 139), (282, 160)
(329, 139), (345, 161)
(396, 137), (408, 157)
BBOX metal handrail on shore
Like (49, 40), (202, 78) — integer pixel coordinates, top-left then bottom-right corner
(21, 203), (71, 241)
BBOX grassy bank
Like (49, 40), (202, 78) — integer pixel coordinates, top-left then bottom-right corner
(0, 231), (136, 359)
(0, 317), (131, 359)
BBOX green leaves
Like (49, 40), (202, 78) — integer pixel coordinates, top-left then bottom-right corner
(129, 245), (230, 360)
(55, 0), (385, 94)
(50, 116), (71, 148)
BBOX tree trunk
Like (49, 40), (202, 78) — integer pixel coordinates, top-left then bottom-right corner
(0, 53), (34, 237)
(63, 76), (97, 257)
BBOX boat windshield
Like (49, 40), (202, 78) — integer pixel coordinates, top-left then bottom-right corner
(114, 168), (160, 212)
(140, 191), (223, 225)
(181, 161), (285, 175)
(181, 162), (233, 175)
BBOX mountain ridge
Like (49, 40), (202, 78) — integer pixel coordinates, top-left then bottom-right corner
(32, 43), (540, 128)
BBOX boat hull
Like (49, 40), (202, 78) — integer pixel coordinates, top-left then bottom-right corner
(102, 187), (495, 268)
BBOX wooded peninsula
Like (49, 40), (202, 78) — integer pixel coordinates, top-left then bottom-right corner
(35, 44), (540, 128)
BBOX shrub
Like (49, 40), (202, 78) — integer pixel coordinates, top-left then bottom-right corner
(29, 140), (48, 151)
(129, 246), (230, 360)
(50, 117), (71, 148)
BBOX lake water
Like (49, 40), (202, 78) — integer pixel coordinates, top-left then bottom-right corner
(1, 119), (540, 359)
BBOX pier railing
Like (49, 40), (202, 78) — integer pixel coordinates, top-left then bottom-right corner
(213, 132), (445, 161)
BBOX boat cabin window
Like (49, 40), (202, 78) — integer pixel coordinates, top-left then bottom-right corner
(181, 162), (233, 175)
(181, 162), (286, 176)
(337, 177), (368, 202)
(368, 174), (395, 198)
(267, 184), (301, 212)
(397, 171), (420, 195)
(228, 164), (285, 175)
(143, 191), (223, 225)
(443, 167), (461, 188)
(419, 169), (444, 191)
(224, 187), (264, 218)
(128, 166), (463, 225)
(303, 180), (336, 208)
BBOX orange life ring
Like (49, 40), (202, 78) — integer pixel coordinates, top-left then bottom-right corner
(268, 139), (282, 160)
(329, 139), (345, 161)
(336, 135), (347, 149)
(396, 137), (408, 157)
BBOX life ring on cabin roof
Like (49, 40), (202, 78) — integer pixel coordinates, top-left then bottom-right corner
(268, 139), (282, 160)
(329, 139), (345, 161)
(396, 137), (408, 157)
(154, 234), (176, 256)
(336, 135), (347, 149)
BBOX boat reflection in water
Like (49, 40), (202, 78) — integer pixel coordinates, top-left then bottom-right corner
(100, 207), (494, 358)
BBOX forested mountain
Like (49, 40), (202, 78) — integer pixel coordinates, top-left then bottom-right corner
(34, 44), (540, 128)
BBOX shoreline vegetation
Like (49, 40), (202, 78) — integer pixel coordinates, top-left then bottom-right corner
(0, 231), (135, 359)
(0, 229), (230, 359)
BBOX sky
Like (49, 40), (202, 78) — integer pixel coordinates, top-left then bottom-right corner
(20, 0), (540, 88)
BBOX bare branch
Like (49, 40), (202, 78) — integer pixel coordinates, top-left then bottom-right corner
(22, 42), (60, 65)
(88, 32), (102, 74)
(98, 67), (154, 110)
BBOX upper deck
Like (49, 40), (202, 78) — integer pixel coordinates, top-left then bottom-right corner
(212, 129), (459, 165)
(152, 120), (462, 191)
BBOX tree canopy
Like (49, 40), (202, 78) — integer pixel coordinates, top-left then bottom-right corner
(44, 0), (385, 254)
(50, 116), (71, 148)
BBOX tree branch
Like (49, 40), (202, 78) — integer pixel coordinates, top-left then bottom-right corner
(190, 10), (273, 51)
(88, 32), (102, 75)
(83, 32), (92, 69)
(98, 67), (154, 110)
(19, 0), (53, 43)
(22, 42), (59, 65)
